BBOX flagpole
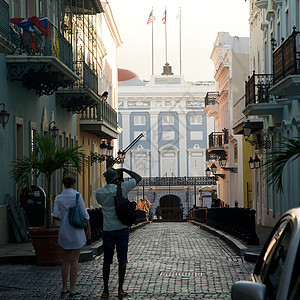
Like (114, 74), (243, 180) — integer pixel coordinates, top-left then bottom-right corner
(165, 7), (167, 63)
(179, 7), (182, 75)
(152, 7), (154, 75)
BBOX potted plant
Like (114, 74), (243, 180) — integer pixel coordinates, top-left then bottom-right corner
(10, 132), (86, 265)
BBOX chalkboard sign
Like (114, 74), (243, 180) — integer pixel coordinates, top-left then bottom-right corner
(20, 185), (46, 227)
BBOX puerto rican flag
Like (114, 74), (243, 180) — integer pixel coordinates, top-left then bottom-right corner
(10, 16), (49, 36)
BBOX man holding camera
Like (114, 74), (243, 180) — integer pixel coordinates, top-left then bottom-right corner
(96, 168), (141, 299)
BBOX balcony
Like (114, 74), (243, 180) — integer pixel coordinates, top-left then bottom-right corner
(205, 92), (219, 106)
(243, 71), (283, 116)
(245, 72), (273, 106)
(204, 92), (219, 118)
(56, 61), (99, 113)
(0, 0), (14, 53)
(205, 150), (218, 163)
(6, 21), (77, 96)
(207, 129), (228, 156)
(270, 28), (300, 97)
(80, 98), (118, 139)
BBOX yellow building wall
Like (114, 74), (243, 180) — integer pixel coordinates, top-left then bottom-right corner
(77, 123), (104, 208)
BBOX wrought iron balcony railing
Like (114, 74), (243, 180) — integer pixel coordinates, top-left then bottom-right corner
(208, 129), (228, 149)
(10, 21), (73, 71)
(273, 27), (300, 86)
(245, 71), (273, 107)
(206, 150), (218, 162)
(74, 61), (98, 95)
(80, 97), (117, 130)
(0, 0), (9, 41)
(205, 92), (219, 106)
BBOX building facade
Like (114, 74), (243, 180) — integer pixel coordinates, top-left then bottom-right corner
(205, 32), (250, 207)
(238, 0), (300, 226)
(118, 68), (215, 216)
(0, 0), (119, 244)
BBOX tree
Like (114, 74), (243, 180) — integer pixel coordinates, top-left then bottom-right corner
(10, 132), (86, 228)
(264, 137), (300, 193)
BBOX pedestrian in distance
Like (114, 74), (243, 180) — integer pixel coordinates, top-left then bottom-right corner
(137, 198), (147, 211)
(52, 176), (91, 297)
(96, 167), (142, 299)
(130, 198), (137, 210)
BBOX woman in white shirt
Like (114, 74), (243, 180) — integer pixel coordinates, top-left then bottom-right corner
(52, 176), (91, 297)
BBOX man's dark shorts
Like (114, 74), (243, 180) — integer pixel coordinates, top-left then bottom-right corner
(102, 228), (129, 264)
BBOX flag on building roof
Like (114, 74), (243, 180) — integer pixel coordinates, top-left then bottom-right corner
(162, 9), (166, 24)
(147, 9), (155, 24)
(10, 16), (49, 36)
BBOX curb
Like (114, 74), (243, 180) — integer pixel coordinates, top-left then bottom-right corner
(190, 220), (261, 259)
(0, 222), (150, 265)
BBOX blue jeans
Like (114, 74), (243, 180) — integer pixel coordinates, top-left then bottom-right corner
(102, 228), (129, 264)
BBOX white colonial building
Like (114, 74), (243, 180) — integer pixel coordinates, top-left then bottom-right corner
(117, 67), (215, 217)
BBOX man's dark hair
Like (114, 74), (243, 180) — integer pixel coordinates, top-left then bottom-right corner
(63, 176), (76, 188)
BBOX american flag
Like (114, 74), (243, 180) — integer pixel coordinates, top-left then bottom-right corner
(162, 9), (166, 24)
(147, 9), (155, 24)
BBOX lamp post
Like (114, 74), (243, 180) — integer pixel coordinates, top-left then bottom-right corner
(0, 103), (10, 128)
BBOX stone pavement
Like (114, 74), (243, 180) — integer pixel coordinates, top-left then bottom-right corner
(0, 222), (255, 299)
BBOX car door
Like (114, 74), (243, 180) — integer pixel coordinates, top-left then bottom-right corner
(253, 216), (293, 300)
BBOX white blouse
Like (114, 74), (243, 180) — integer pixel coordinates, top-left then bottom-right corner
(52, 188), (89, 250)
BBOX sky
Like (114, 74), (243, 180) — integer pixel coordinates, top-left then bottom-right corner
(109, 0), (250, 82)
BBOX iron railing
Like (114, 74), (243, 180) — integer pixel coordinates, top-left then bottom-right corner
(205, 92), (219, 106)
(74, 60), (98, 94)
(0, 0), (9, 41)
(273, 27), (300, 86)
(208, 130), (228, 148)
(9, 21), (73, 70)
(136, 176), (216, 186)
(80, 98), (117, 130)
(245, 71), (273, 106)
(206, 150), (218, 161)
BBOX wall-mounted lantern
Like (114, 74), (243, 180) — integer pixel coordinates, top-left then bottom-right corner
(48, 121), (59, 138)
(0, 103), (10, 128)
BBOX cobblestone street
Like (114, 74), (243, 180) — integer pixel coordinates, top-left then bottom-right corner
(0, 222), (254, 299)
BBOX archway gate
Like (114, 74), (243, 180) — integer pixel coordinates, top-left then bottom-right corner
(134, 176), (216, 221)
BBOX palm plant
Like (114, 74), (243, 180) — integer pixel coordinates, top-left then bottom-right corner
(10, 132), (86, 228)
(264, 137), (300, 193)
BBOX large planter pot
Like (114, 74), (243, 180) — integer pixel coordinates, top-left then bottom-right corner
(29, 227), (63, 266)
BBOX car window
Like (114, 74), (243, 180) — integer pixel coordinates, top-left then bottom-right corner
(257, 219), (293, 299)
(288, 241), (300, 300)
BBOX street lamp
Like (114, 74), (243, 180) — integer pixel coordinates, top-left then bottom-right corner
(210, 163), (217, 174)
(243, 120), (252, 139)
(91, 133), (145, 167)
(248, 157), (254, 169)
(253, 155), (261, 169)
(0, 103), (10, 128)
(271, 37), (277, 51)
(243, 120), (271, 149)
(218, 155), (227, 167)
(205, 165), (225, 179)
(248, 155), (261, 169)
(48, 121), (59, 138)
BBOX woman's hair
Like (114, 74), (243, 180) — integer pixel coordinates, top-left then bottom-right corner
(63, 176), (76, 188)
